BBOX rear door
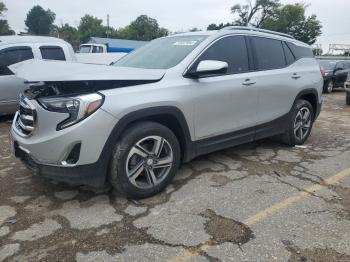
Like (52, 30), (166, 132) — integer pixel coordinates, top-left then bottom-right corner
(334, 61), (349, 87)
(249, 36), (298, 138)
(0, 46), (34, 110)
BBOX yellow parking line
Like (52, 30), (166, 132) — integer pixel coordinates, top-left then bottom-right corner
(170, 167), (350, 262)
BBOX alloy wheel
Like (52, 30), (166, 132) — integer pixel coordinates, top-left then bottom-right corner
(125, 136), (173, 189)
(294, 107), (312, 141)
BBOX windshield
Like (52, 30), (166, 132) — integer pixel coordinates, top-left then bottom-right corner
(318, 60), (337, 71)
(79, 45), (91, 53)
(114, 35), (208, 69)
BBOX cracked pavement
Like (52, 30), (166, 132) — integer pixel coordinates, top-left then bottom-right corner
(1, 92), (350, 261)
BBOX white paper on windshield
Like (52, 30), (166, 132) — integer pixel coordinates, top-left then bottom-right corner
(173, 41), (197, 46)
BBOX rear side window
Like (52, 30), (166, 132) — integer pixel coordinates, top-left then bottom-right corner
(282, 42), (295, 65)
(286, 42), (314, 59)
(40, 46), (66, 61)
(0, 47), (34, 67)
(193, 35), (249, 74)
(252, 37), (285, 70)
(92, 46), (103, 53)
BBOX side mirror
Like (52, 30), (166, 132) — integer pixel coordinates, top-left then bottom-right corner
(187, 60), (228, 78)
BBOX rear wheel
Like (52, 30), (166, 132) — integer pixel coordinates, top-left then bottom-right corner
(282, 99), (314, 146)
(346, 92), (350, 105)
(324, 80), (333, 94)
(109, 121), (181, 199)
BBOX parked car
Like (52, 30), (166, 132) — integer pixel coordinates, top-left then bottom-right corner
(0, 36), (76, 116)
(9, 27), (323, 198)
(345, 74), (350, 105)
(318, 60), (350, 93)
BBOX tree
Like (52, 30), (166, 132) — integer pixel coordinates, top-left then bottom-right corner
(25, 5), (56, 35)
(262, 4), (322, 44)
(57, 23), (80, 50)
(207, 22), (233, 30)
(0, 1), (6, 15)
(78, 15), (106, 43)
(231, 0), (280, 27)
(117, 15), (168, 41)
(0, 1), (14, 35)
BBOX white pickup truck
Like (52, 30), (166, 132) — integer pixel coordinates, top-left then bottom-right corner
(0, 35), (127, 115)
(0, 36), (78, 115)
(75, 38), (148, 65)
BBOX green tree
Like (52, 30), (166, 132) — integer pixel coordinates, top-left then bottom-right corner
(207, 22), (233, 30)
(262, 4), (322, 44)
(78, 15), (106, 43)
(231, 0), (280, 27)
(25, 5), (56, 35)
(117, 15), (168, 41)
(57, 23), (80, 50)
(0, 1), (14, 35)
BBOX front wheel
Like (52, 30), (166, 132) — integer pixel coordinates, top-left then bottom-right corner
(109, 121), (181, 199)
(282, 99), (314, 146)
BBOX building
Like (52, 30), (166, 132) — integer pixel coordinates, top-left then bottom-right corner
(87, 37), (148, 53)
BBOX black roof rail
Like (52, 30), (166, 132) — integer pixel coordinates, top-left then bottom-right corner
(220, 26), (295, 39)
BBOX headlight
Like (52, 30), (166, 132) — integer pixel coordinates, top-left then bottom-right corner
(347, 72), (350, 82)
(38, 93), (104, 130)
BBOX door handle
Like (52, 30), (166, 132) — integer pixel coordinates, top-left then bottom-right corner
(242, 79), (256, 86)
(292, 73), (301, 79)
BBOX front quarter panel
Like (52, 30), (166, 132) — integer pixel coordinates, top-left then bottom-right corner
(99, 70), (196, 141)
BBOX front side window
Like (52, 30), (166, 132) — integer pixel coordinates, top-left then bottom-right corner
(114, 35), (208, 69)
(0, 47), (34, 67)
(40, 46), (66, 61)
(252, 37), (285, 70)
(191, 35), (249, 74)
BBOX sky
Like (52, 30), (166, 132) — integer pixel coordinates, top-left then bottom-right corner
(2, 0), (350, 52)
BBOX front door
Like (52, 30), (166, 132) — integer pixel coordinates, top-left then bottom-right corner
(187, 35), (258, 140)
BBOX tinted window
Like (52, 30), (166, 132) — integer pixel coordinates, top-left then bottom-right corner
(282, 42), (295, 65)
(336, 62), (344, 69)
(252, 37), (285, 70)
(0, 47), (34, 67)
(193, 35), (249, 74)
(40, 46), (66, 61)
(286, 42), (314, 59)
(92, 46), (103, 53)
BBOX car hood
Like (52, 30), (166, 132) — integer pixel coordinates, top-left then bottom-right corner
(9, 59), (166, 82)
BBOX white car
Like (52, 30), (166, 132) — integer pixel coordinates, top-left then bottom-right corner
(10, 27), (323, 198)
(0, 36), (76, 116)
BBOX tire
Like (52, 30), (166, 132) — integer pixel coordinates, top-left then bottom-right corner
(323, 80), (333, 94)
(109, 121), (181, 199)
(282, 99), (314, 146)
(346, 92), (350, 105)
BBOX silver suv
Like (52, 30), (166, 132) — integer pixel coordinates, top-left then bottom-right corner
(10, 27), (323, 198)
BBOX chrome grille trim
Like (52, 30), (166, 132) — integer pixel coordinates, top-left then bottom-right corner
(15, 94), (37, 137)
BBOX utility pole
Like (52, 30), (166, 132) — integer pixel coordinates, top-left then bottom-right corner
(106, 14), (111, 38)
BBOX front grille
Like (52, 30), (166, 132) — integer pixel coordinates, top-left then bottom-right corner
(15, 94), (36, 137)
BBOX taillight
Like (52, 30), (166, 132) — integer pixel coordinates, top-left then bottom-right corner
(320, 67), (326, 77)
